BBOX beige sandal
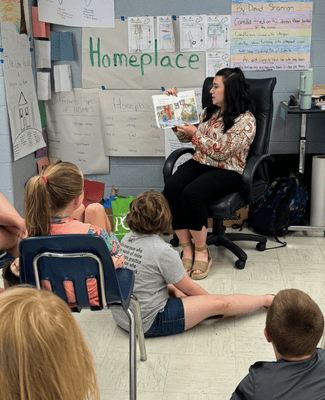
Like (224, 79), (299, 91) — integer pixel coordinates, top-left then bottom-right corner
(180, 241), (194, 276)
(191, 245), (212, 280)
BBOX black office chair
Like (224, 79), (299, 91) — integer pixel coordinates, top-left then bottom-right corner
(163, 76), (277, 269)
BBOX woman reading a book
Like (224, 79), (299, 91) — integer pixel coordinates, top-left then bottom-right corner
(164, 67), (256, 279)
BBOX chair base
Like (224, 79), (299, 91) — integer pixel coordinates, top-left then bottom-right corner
(207, 219), (267, 269)
(169, 219), (267, 270)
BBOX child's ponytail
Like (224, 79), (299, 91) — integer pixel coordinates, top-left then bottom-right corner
(24, 174), (52, 237)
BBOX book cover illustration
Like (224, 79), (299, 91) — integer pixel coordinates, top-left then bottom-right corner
(152, 90), (199, 129)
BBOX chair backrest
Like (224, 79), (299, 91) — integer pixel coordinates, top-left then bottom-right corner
(19, 235), (134, 312)
(201, 76), (277, 157)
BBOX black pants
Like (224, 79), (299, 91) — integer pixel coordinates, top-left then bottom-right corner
(164, 159), (242, 231)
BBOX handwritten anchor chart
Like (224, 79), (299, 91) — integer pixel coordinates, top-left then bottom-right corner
(99, 89), (164, 157)
(231, 0), (313, 71)
(38, 0), (114, 28)
(1, 22), (46, 161)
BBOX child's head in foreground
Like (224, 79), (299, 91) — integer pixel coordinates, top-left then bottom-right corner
(0, 286), (99, 400)
(126, 190), (172, 235)
(266, 289), (324, 359)
(24, 160), (83, 237)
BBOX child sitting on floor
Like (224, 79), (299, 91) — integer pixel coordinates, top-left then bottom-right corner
(231, 288), (325, 400)
(9, 160), (124, 306)
(112, 190), (274, 337)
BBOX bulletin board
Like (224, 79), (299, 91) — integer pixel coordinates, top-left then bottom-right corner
(82, 20), (206, 90)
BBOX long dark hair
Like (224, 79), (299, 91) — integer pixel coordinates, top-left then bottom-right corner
(203, 67), (254, 132)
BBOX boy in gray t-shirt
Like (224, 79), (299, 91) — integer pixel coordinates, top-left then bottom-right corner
(112, 190), (274, 337)
(231, 289), (325, 400)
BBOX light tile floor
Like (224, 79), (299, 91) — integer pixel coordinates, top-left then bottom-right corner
(1, 228), (324, 399)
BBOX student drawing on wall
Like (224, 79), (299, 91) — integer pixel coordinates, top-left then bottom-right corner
(18, 92), (30, 131)
(134, 24), (142, 53)
(8, 95), (18, 135)
(185, 31), (194, 49)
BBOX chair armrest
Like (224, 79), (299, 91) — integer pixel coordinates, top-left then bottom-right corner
(242, 154), (274, 203)
(163, 147), (195, 178)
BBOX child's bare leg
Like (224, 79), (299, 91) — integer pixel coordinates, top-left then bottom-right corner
(0, 193), (20, 216)
(84, 203), (112, 234)
(0, 194), (21, 257)
(182, 294), (274, 331)
(0, 227), (19, 257)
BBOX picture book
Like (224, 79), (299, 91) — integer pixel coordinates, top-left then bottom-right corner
(152, 90), (199, 129)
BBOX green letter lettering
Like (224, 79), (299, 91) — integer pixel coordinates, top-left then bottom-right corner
(89, 37), (101, 68)
(140, 53), (152, 76)
(129, 55), (140, 67)
(160, 56), (174, 68)
(114, 53), (128, 67)
(188, 54), (200, 69)
(102, 54), (111, 68)
(175, 54), (186, 68)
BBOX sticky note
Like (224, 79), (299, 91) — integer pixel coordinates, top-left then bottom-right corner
(32, 7), (50, 38)
(50, 31), (74, 61)
(54, 64), (72, 92)
(35, 40), (51, 68)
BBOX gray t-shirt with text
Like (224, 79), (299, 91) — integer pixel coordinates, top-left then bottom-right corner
(111, 232), (186, 333)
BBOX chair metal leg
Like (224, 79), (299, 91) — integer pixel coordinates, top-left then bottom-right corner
(131, 295), (147, 361)
(126, 309), (137, 400)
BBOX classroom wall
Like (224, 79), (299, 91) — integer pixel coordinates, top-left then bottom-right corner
(1, 0), (325, 211)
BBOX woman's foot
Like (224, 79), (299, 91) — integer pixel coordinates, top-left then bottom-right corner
(191, 245), (212, 280)
(180, 241), (194, 276)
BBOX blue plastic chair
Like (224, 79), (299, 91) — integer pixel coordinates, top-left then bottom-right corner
(19, 234), (147, 400)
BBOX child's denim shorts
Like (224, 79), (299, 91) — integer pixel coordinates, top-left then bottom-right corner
(144, 298), (185, 337)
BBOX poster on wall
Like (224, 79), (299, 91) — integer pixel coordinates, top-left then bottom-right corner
(231, 0), (313, 71)
(179, 15), (206, 52)
(1, 22), (46, 161)
(38, 0), (115, 28)
(82, 20), (205, 90)
(157, 15), (176, 52)
(0, 0), (20, 27)
(98, 89), (165, 157)
(128, 16), (155, 53)
(45, 89), (109, 174)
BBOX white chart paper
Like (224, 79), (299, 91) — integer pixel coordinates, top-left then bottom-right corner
(1, 22), (46, 161)
(38, 0), (115, 28)
(45, 88), (109, 175)
(99, 89), (164, 157)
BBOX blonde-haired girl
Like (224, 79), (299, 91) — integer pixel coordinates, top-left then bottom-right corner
(12, 161), (124, 306)
(0, 286), (100, 400)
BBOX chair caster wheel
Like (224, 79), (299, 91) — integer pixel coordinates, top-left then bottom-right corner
(235, 260), (246, 270)
(256, 242), (266, 251)
(170, 237), (179, 247)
